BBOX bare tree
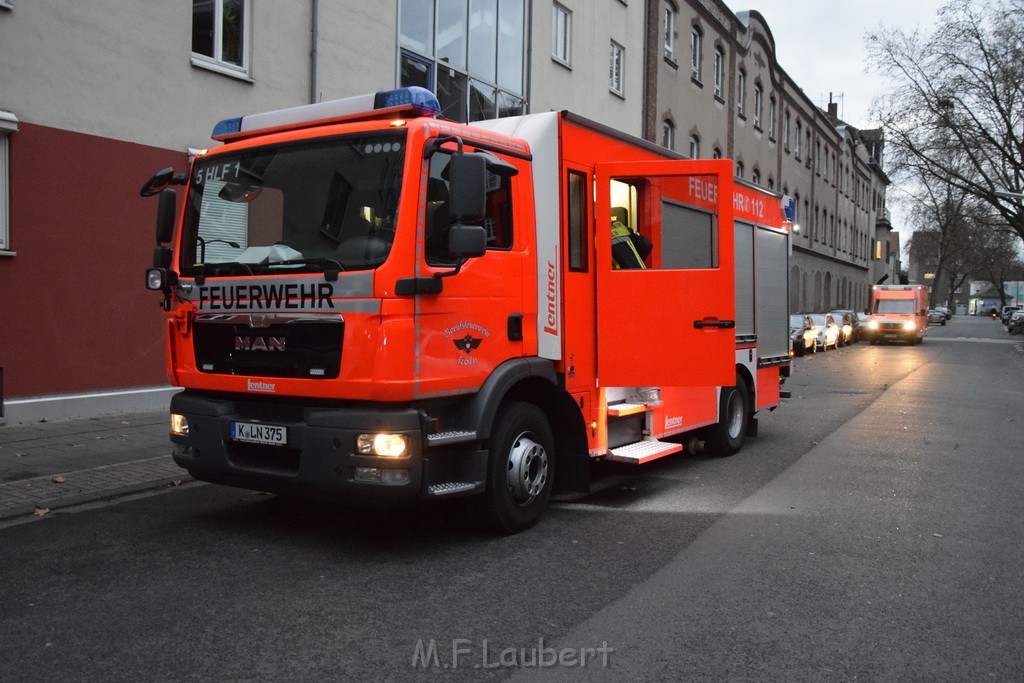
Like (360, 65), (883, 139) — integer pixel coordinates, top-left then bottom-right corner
(867, 0), (1024, 245)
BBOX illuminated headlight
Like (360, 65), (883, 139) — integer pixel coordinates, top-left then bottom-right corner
(357, 433), (408, 457)
(867, 320), (879, 330)
(170, 413), (189, 436)
(903, 320), (916, 330)
(146, 268), (165, 290)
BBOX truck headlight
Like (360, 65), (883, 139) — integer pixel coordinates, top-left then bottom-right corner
(903, 320), (916, 330)
(171, 413), (189, 436)
(357, 433), (408, 457)
(867, 320), (879, 330)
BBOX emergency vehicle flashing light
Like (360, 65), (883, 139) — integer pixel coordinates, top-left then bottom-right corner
(211, 86), (441, 141)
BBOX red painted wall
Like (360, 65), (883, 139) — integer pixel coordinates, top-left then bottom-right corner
(0, 122), (187, 398)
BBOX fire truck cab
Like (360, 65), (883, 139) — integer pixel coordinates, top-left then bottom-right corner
(143, 87), (791, 533)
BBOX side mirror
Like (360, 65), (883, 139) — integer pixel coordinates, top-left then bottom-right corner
(156, 188), (177, 244)
(447, 153), (486, 222)
(141, 167), (174, 197)
(448, 224), (486, 258)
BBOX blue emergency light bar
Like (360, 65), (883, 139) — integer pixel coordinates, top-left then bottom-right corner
(211, 86), (441, 141)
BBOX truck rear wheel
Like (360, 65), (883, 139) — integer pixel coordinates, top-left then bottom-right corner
(704, 375), (749, 457)
(478, 401), (554, 534)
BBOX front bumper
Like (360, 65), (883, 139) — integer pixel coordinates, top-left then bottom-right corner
(169, 390), (484, 502)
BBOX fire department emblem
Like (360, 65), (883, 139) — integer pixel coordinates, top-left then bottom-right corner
(453, 334), (482, 354)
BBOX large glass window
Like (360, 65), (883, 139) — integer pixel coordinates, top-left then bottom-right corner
(399, 0), (526, 122)
(192, 0), (249, 75)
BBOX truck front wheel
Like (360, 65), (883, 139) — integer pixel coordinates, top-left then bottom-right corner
(478, 401), (554, 534)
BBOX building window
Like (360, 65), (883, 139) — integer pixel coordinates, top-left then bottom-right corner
(609, 41), (625, 96)
(753, 84), (763, 129)
(689, 26), (702, 80)
(0, 111), (15, 252)
(713, 47), (724, 100)
(552, 2), (571, 66)
(783, 111), (791, 148)
(688, 134), (700, 158)
(662, 120), (675, 150)
(712, 146), (722, 159)
(737, 68), (746, 118)
(400, 0), (527, 122)
(736, 161), (744, 178)
(751, 169), (760, 186)
(192, 0), (250, 76)
(794, 120), (802, 157)
(664, 6), (677, 62)
(768, 97), (777, 137)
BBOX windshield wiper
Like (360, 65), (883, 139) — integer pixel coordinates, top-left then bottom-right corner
(193, 261), (256, 285)
(265, 258), (345, 281)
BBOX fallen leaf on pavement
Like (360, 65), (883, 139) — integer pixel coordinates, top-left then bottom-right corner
(170, 479), (184, 487)
(33, 508), (50, 516)
(51, 476), (67, 484)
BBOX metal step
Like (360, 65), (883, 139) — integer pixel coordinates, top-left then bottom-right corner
(606, 439), (683, 464)
(426, 429), (477, 446)
(426, 481), (479, 496)
(607, 401), (663, 417)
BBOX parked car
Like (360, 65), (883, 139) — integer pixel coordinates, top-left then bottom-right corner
(1000, 305), (1021, 325)
(1008, 309), (1024, 335)
(789, 314), (818, 356)
(808, 313), (841, 351)
(829, 310), (856, 346)
(935, 306), (952, 320)
(854, 312), (872, 341)
(928, 309), (947, 325)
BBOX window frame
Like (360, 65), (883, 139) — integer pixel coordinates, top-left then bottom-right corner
(191, 0), (253, 79)
(689, 25), (702, 81)
(552, 2), (572, 67)
(753, 83), (763, 129)
(664, 5), (677, 63)
(688, 133), (700, 159)
(609, 40), (625, 97)
(713, 47), (724, 100)
(662, 120), (676, 151)
(0, 111), (16, 254)
(736, 68), (746, 118)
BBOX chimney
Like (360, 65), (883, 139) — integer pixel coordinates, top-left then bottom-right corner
(827, 102), (838, 117)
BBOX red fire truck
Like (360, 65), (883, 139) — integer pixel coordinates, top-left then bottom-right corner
(143, 87), (791, 533)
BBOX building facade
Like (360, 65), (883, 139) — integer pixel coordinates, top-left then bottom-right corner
(0, 0), (897, 421)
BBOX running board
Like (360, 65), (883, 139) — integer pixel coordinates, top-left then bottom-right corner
(606, 439), (683, 464)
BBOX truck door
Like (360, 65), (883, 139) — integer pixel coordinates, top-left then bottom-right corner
(595, 160), (736, 387)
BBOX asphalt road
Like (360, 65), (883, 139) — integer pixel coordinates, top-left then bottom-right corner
(1, 316), (1022, 680)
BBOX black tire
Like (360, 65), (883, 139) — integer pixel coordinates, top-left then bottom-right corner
(478, 402), (554, 534)
(704, 375), (750, 457)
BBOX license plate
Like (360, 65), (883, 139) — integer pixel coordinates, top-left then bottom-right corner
(231, 421), (287, 446)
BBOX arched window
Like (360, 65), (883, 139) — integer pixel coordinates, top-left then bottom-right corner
(737, 68), (747, 117)
(688, 133), (700, 158)
(662, 119), (675, 150)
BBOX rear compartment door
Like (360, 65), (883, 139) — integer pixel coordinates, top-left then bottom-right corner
(595, 159), (736, 387)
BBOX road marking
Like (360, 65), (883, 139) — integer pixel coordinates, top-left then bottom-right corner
(926, 337), (1020, 344)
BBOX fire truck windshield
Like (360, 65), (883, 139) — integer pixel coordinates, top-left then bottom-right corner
(181, 132), (406, 276)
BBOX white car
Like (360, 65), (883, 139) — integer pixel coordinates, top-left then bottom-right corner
(808, 313), (841, 350)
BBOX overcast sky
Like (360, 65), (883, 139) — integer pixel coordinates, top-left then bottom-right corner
(741, 0), (951, 240)
(742, 0), (949, 129)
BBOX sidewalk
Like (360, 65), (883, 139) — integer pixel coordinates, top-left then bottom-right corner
(0, 411), (189, 522)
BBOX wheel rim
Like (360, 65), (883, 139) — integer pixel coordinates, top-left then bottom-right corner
(725, 390), (745, 440)
(506, 431), (549, 506)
